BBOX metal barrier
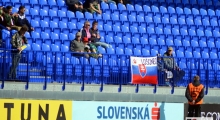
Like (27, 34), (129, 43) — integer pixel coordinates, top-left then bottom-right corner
(0, 48), (218, 94)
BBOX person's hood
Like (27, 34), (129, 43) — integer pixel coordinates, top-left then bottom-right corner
(192, 80), (201, 87)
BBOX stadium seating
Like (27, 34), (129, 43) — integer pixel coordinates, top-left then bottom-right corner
(1, 0), (220, 88)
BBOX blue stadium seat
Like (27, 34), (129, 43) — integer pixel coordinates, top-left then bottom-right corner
(76, 11), (84, 20)
(132, 36), (140, 44)
(106, 35), (113, 43)
(135, 4), (143, 13)
(210, 50), (218, 59)
(59, 21), (68, 32)
(164, 24), (172, 35)
(202, 16), (210, 27)
(41, 32), (50, 42)
(199, 37), (207, 47)
(208, 8), (215, 17)
(155, 23), (163, 34)
(160, 5), (168, 14)
(183, 36), (190, 47)
(186, 15), (194, 25)
(213, 27), (220, 37)
(205, 26), (213, 37)
(32, 43), (41, 51)
(48, 0), (57, 8)
(51, 44), (60, 52)
(49, 9), (59, 21)
(58, 10), (67, 21)
(67, 10), (75, 21)
(120, 14), (128, 22)
(101, 1), (109, 10)
(194, 16), (202, 26)
(138, 26), (146, 34)
(97, 46), (106, 54)
(123, 36), (131, 44)
(188, 25), (197, 36)
(142, 47), (150, 56)
(42, 43), (50, 51)
(126, 4), (135, 13)
(184, 7), (192, 15)
(137, 14), (145, 23)
(40, 20), (49, 30)
(170, 14), (177, 25)
(143, 4), (151, 13)
(116, 47), (124, 55)
(172, 25), (180, 36)
(211, 16), (218, 27)
(107, 47), (115, 54)
(40, 9), (48, 19)
(39, 0), (48, 7)
(140, 34), (148, 45)
(145, 13), (153, 24)
(197, 26), (205, 37)
(149, 34), (157, 45)
(191, 36), (199, 47)
(153, 13), (162, 24)
(174, 35), (182, 46)
(193, 51), (201, 58)
(192, 8), (200, 15)
(57, 0), (65, 9)
(180, 25), (188, 36)
(158, 35), (165, 46)
(134, 48), (141, 56)
(118, 3), (126, 12)
(30, 8), (39, 18)
(200, 8), (207, 16)
(162, 13), (169, 24)
(176, 6), (184, 15)
(208, 37), (215, 48)
(152, 4), (160, 14)
(128, 14), (136, 22)
(125, 48), (132, 55)
(176, 49), (184, 57)
(25, 32), (31, 39)
(21, 0), (29, 5)
(68, 33), (75, 41)
(151, 48), (158, 56)
(130, 26), (138, 34)
(178, 14), (186, 25)
(166, 35), (174, 46)
(111, 12), (119, 21)
(110, 3), (118, 12)
(168, 6), (175, 14)
(31, 31), (40, 41)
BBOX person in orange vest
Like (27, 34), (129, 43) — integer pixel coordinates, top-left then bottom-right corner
(185, 75), (204, 117)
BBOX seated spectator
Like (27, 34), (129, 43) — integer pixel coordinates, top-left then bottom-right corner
(83, 37), (102, 59)
(0, 6), (4, 25)
(66, 0), (87, 13)
(90, 21), (111, 48)
(163, 47), (185, 86)
(3, 6), (21, 31)
(81, 21), (92, 41)
(15, 6), (34, 32)
(87, 0), (102, 14)
(101, 0), (116, 4)
(70, 32), (89, 58)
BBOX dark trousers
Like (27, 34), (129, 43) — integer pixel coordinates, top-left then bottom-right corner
(187, 104), (201, 117)
(9, 53), (21, 79)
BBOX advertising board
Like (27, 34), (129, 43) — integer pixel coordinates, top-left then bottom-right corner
(73, 101), (184, 120)
(184, 104), (220, 120)
(0, 99), (72, 120)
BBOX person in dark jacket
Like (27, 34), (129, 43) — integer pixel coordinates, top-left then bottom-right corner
(87, 0), (102, 14)
(8, 25), (28, 79)
(81, 21), (92, 41)
(15, 6), (34, 32)
(90, 21), (111, 48)
(163, 47), (185, 86)
(185, 75), (204, 118)
(66, 0), (87, 13)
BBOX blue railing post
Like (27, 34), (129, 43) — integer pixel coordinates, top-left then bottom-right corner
(153, 85), (157, 94)
(135, 84), (139, 93)
(81, 55), (85, 91)
(25, 51), (29, 90)
(205, 59), (208, 95)
(43, 52), (47, 90)
(100, 54), (104, 92)
(62, 52), (66, 91)
(1, 49), (6, 89)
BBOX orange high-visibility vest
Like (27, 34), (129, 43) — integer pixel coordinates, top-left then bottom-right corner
(188, 83), (204, 105)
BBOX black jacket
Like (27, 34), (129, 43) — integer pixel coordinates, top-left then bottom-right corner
(185, 80), (204, 103)
(90, 28), (100, 43)
(16, 13), (31, 29)
(66, 0), (79, 5)
(81, 28), (92, 41)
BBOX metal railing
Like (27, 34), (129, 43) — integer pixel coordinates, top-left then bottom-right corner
(0, 48), (218, 94)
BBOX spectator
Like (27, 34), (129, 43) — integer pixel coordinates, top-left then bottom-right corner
(81, 21), (92, 41)
(90, 21), (111, 48)
(101, 0), (116, 4)
(15, 6), (34, 32)
(70, 32), (89, 58)
(66, 0), (87, 13)
(3, 6), (21, 31)
(8, 25), (29, 80)
(157, 54), (172, 86)
(87, 0), (102, 14)
(185, 75), (204, 118)
(83, 37), (102, 58)
(163, 47), (185, 86)
(0, 6), (4, 25)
